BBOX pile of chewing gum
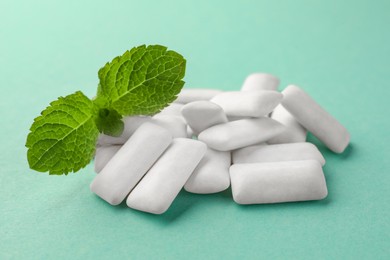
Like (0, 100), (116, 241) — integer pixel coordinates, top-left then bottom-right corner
(91, 73), (350, 214)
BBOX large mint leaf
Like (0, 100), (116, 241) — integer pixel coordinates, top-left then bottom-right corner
(96, 45), (186, 115)
(26, 91), (99, 175)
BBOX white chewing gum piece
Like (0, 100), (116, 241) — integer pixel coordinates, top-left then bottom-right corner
(198, 118), (285, 151)
(268, 105), (307, 144)
(126, 138), (207, 214)
(94, 145), (122, 173)
(90, 123), (172, 205)
(281, 85), (350, 153)
(157, 103), (184, 117)
(97, 116), (152, 145)
(210, 90), (283, 118)
(230, 160), (328, 204)
(181, 101), (228, 135)
(232, 142), (325, 166)
(151, 115), (187, 138)
(184, 148), (231, 194)
(241, 73), (280, 91)
(174, 88), (223, 104)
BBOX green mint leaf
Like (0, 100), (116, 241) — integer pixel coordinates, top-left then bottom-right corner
(26, 91), (99, 175)
(96, 44), (186, 115)
(94, 108), (124, 137)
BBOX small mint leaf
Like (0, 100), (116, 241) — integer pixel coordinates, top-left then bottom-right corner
(95, 108), (124, 137)
(26, 91), (99, 175)
(97, 44), (186, 116)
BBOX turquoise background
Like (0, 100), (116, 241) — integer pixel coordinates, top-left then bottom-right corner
(1, 0), (389, 259)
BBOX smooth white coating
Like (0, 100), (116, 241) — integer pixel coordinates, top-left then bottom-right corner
(151, 115), (187, 138)
(230, 160), (328, 204)
(181, 101), (228, 135)
(227, 115), (253, 122)
(210, 90), (282, 117)
(90, 123), (172, 205)
(126, 138), (207, 214)
(94, 145), (121, 173)
(184, 148), (231, 194)
(232, 142), (325, 166)
(241, 73), (280, 91)
(157, 103), (184, 117)
(282, 85), (350, 153)
(198, 118), (285, 151)
(175, 88), (223, 104)
(268, 104), (307, 144)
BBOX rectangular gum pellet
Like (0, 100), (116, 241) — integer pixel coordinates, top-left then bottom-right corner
(126, 138), (207, 214)
(281, 85), (350, 153)
(184, 147), (231, 194)
(230, 160), (328, 204)
(181, 101), (228, 135)
(232, 142), (325, 166)
(241, 73), (280, 91)
(90, 122), (172, 205)
(210, 90), (282, 118)
(198, 117), (285, 151)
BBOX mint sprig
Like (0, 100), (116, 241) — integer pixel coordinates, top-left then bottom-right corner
(26, 45), (186, 175)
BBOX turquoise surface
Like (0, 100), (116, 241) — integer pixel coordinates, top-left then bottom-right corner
(1, 0), (389, 259)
